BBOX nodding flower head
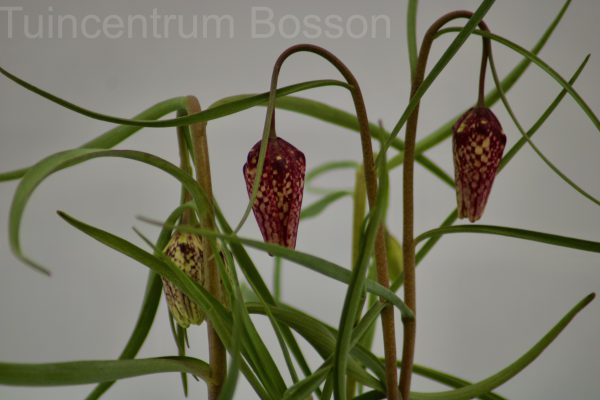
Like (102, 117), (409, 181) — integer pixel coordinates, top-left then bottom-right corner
(161, 232), (207, 328)
(243, 137), (306, 250)
(452, 107), (506, 222)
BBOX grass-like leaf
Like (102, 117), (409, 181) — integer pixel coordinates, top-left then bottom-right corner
(333, 139), (390, 399)
(387, 0), (573, 170)
(9, 149), (208, 275)
(57, 211), (288, 400)
(381, 0), (495, 155)
(85, 272), (162, 400)
(0, 62), (348, 128)
(0, 357), (211, 386)
(406, 0), (419, 80)
(416, 225), (600, 254)
(412, 364), (507, 400)
(357, 293), (594, 400)
(488, 51), (600, 206)
(146, 221), (413, 319)
(305, 160), (359, 195)
(300, 191), (353, 220)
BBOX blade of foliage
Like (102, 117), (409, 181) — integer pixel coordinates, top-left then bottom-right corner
(155, 222), (412, 319)
(0, 357), (211, 386)
(0, 96), (188, 183)
(85, 272), (162, 400)
(300, 191), (353, 220)
(283, 365), (330, 400)
(410, 293), (595, 399)
(209, 209), (316, 395)
(488, 52), (600, 206)
(306, 160), (359, 194)
(500, 55), (588, 169)
(272, 97), (454, 187)
(416, 225), (600, 254)
(57, 211), (285, 400)
(333, 144), (390, 400)
(0, 62), (348, 128)
(357, 293), (594, 400)
(407, 0), (419, 80)
(9, 149), (209, 275)
(272, 257), (282, 301)
(387, 0), (572, 169)
(213, 95), (404, 152)
(219, 95), (453, 188)
(412, 364), (507, 400)
(381, 0), (495, 155)
(440, 28), (600, 134)
(245, 303), (384, 392)
(403, 54), (588, 288)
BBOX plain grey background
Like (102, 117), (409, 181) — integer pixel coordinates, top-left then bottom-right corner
(1, 0), (599, 399)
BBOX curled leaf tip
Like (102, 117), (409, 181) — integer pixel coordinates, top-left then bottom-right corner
(452, 107), (506, 222)
(243, 137), (306, 250)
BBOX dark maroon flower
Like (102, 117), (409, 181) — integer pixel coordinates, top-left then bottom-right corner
(243, 137), (306, 249)
(452, 107), (506, 222)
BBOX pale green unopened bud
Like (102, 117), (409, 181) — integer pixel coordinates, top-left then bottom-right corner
(162, 232), (207, 328)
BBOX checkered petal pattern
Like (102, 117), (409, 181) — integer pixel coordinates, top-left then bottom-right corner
(243, 137), (306, 250)
(453, 107), (506, 222)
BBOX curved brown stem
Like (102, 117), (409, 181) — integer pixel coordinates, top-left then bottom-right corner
(186, 95), (226, 400)
(265, 44), (398, 400)
(400, 11), (491, 400)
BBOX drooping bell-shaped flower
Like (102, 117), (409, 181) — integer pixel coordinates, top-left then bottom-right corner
(161, 232), (207, 328)
(243, 137), (306, 249)
(452, 107), (506, 222)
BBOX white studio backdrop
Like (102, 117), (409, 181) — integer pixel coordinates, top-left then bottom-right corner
(0, 0), (599, 399)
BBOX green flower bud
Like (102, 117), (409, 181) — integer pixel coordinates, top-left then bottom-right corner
(162, 232), (207, 328)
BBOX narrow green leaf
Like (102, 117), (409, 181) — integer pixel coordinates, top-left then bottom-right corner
(416, 224), (600, 254)
(410, 293), (595, 400)
(212, 211), (314, 396)
(447, 28), (600, 134)
(412, 364), (507, 400)
(0, 357), (211, 387)
(406, 54), (588, 285)
(306, 160), (359, 194)
(333, 141), (390, 399)
(283, 366), (330, 400)
(381, 0), (495, 155)
(85, 272), (162, 400)
(500, 55), (588, 169)
(407, 0), (419, 80)
(58, 212), (286, 400)
(9, 149), (208, 275)
(301, 191), (352, 220)
(0, 63), (348, 128)
(387, 0), (572, 169)
(146, 221), (413, 319)
(488, 51), (600, 206)
(245, 303), (384, 392)
(357, 293), (594, 400)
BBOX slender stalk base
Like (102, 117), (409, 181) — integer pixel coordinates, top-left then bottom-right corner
(399, 12), (491, 399)
(186, 96), (226, 400)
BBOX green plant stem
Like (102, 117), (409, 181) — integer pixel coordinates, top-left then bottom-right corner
(264, 44), (398, 400)
(176, 112), (194, 225)
(400, 11), (491, 399)
(186, 96), (226, 400)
